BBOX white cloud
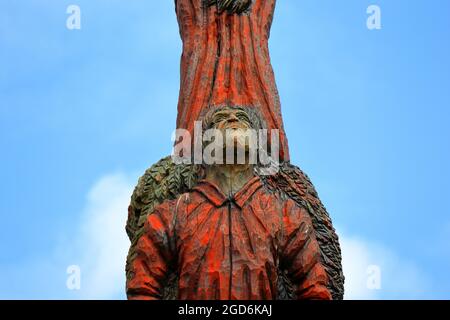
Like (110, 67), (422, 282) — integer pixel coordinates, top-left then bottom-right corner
(0, 173), (135, 300)
(340, 235), (378, 299)
(69, 173), (134, 299)
(340, 232), (430, 300)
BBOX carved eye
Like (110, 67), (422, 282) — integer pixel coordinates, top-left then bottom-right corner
(236, 112), (251, 123)
(215, 114), (226, 121)
(212, 114), (228, 125)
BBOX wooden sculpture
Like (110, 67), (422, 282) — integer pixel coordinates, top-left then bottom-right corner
(125, 0), (344, 300)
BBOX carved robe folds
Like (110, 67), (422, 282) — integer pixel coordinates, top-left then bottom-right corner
(127, 177), (331, 300)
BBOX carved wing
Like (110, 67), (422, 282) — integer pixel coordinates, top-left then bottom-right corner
(125, 156), (199, 241)
(125, 156), (199, 299)
(261, 163), (345, 300)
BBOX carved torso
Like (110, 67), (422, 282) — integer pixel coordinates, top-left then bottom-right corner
(127, 177), (331, 300)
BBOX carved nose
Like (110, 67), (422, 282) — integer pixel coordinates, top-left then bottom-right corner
(227, 114), (239, 122)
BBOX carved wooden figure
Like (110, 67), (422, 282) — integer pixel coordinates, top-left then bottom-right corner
(125, 0), (344, 300)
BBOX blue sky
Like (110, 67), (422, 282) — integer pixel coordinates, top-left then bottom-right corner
(1, 0), (449, 299)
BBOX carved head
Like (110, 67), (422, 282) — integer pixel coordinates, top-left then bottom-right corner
(203, 106), (265, 131)
(202, 106), (266, 160)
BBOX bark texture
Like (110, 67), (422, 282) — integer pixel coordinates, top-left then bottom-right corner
(175, 0), (290, 160)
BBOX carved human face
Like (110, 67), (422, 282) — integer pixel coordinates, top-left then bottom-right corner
(210, 109), (252, 131)
(210, 109), (254, 152)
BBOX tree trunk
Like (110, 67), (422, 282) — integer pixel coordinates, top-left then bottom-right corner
(175, 0), (290, 161)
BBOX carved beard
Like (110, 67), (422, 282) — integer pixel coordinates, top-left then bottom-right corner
(204, 0), (253, 14)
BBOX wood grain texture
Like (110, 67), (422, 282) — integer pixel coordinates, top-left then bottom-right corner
(175, 0), (290, 160)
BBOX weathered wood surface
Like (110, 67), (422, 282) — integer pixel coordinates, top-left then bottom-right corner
(175, 0), (290, 160)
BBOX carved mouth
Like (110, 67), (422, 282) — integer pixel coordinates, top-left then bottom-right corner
(204, 0), (253, 14)
(225, 123), (247, 130)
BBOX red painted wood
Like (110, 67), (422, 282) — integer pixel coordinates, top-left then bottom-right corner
(175, 0), (290, 161)
(127, 177), (332, 300)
